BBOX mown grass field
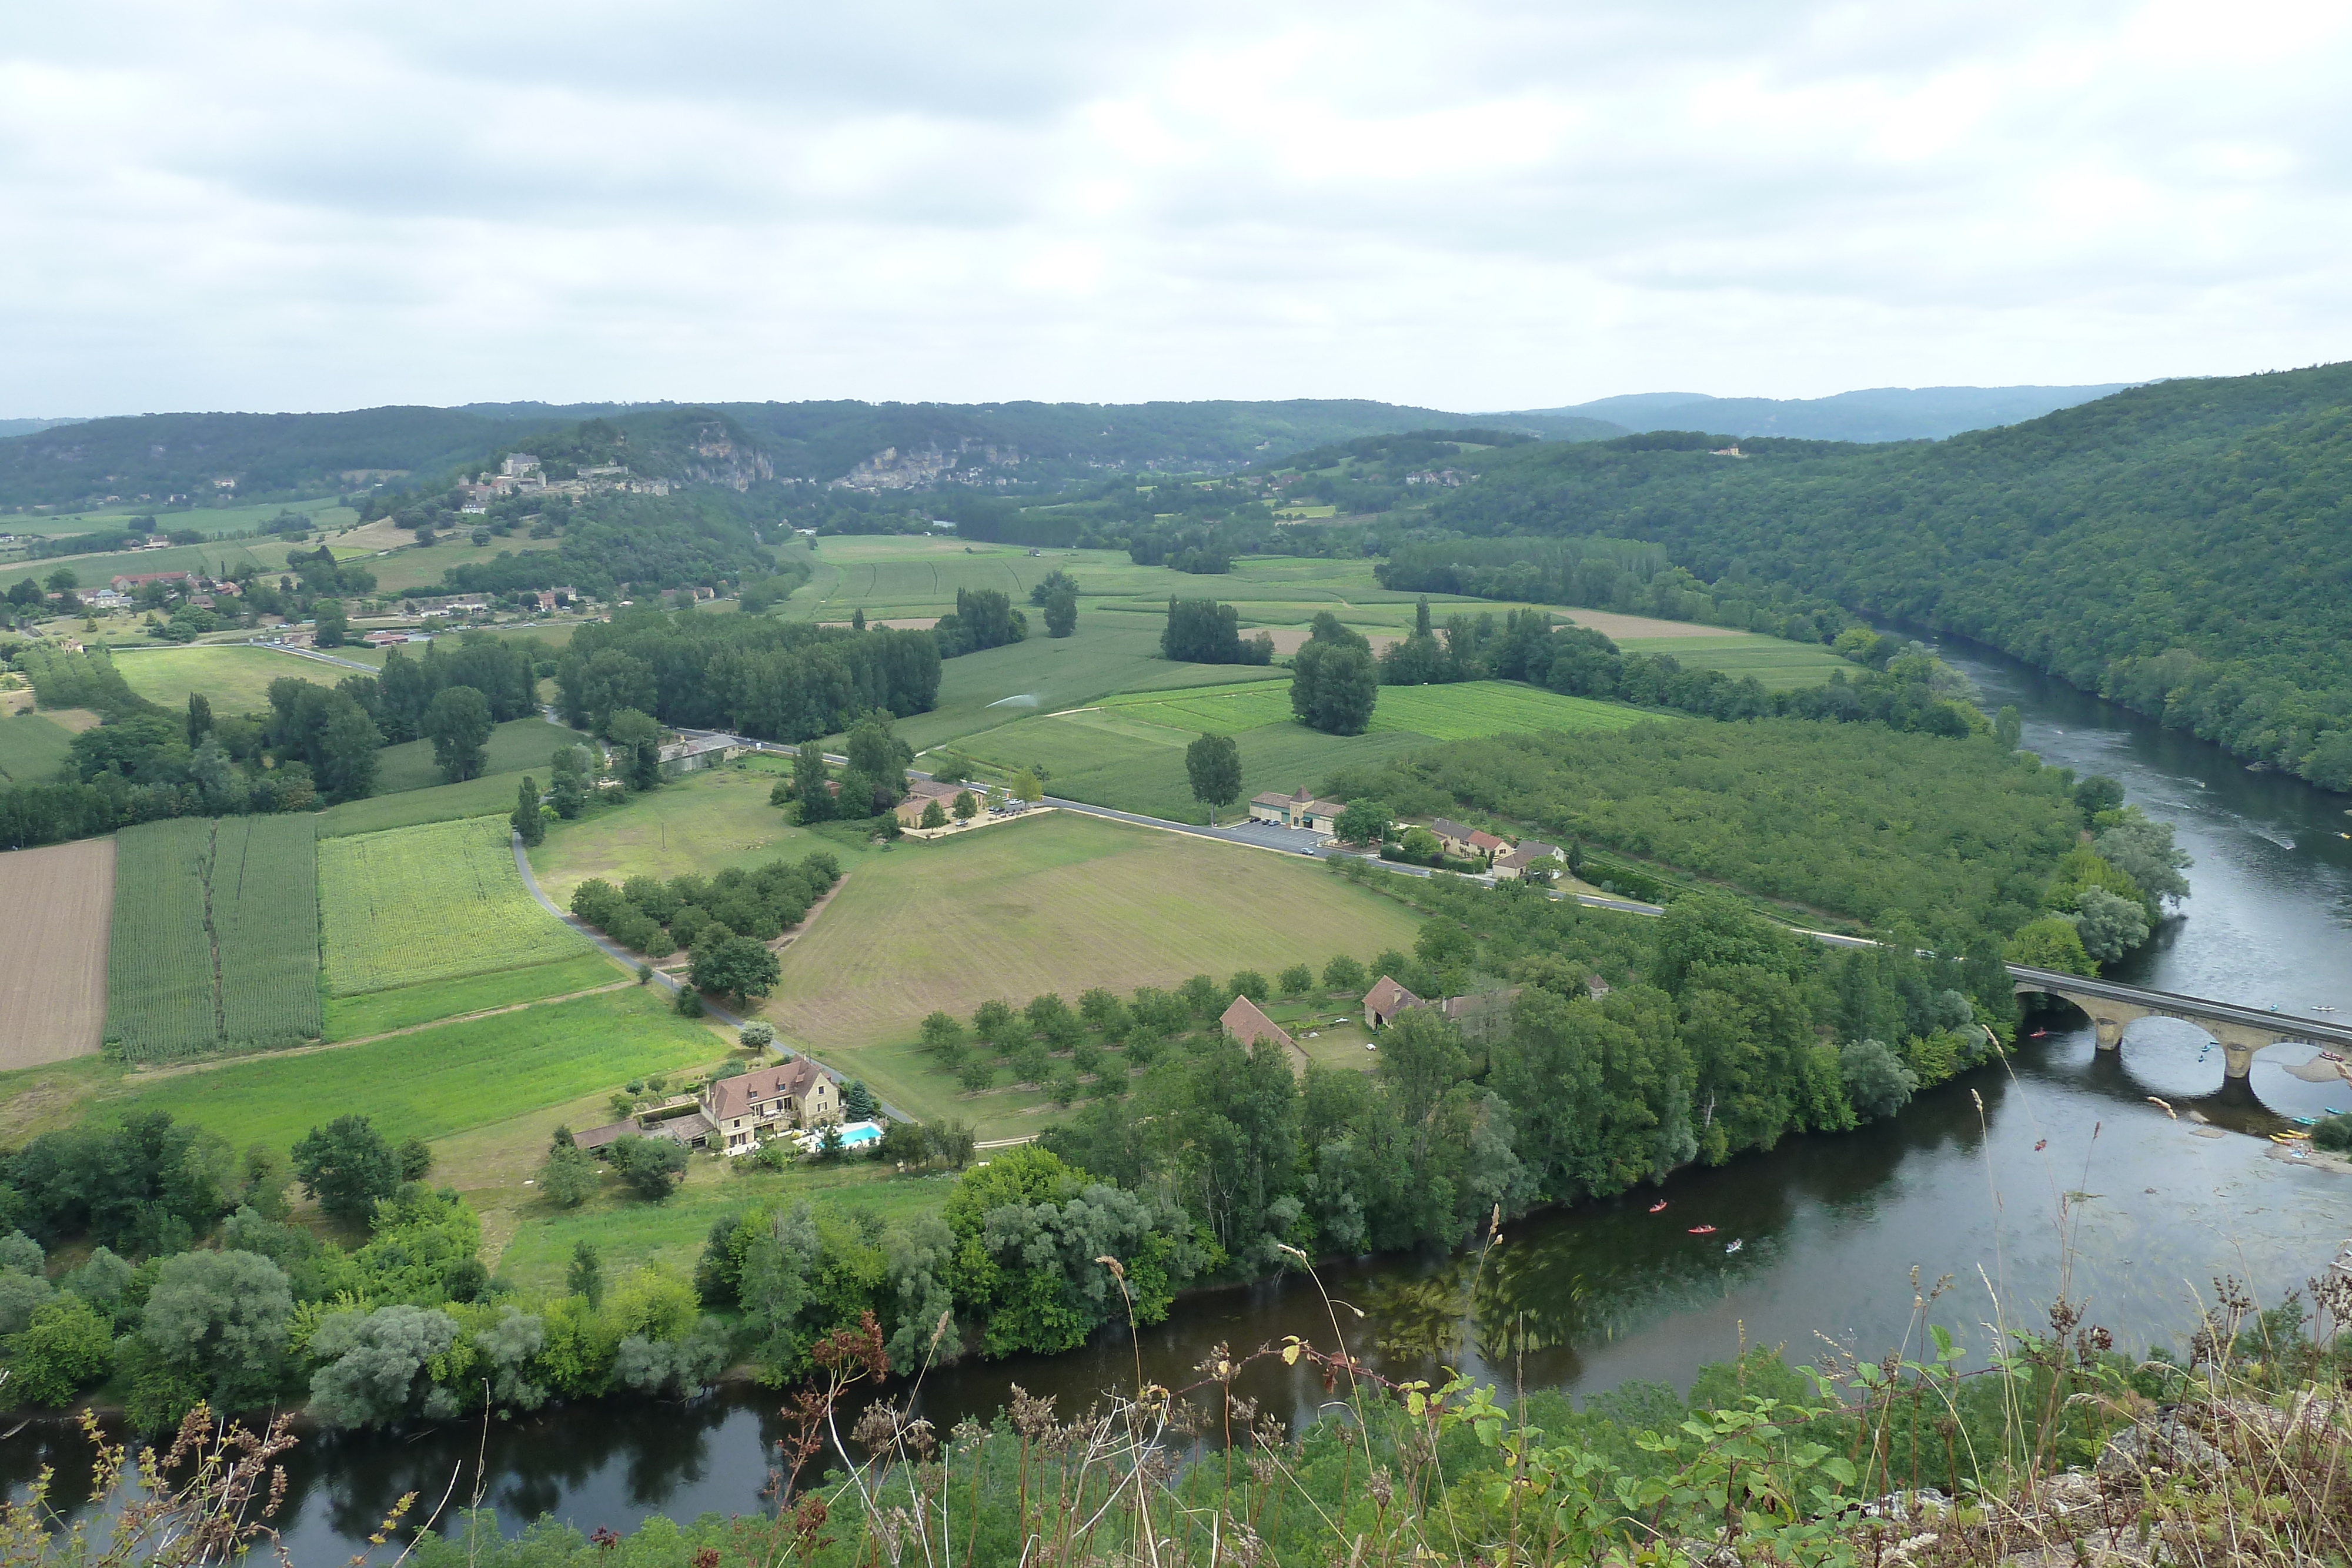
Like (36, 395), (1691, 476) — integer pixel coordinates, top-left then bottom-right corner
(527, 761), (857, 907)
(319, 815), (593, 995)
(111, 645), (339, 716)
(763, 811), (1425, 1093)
(0, 713), (75, 783)
(105, 821), (227, 1061)
(313, 768), (543, 837)
(373, 716), (590, 794)
(104, 987), (721, 1155)
(484, 1158), (951, 1293)
(363, 537), (543, 594)
(1615, 632), (1850, 691)
(321, 951), (626, 1041)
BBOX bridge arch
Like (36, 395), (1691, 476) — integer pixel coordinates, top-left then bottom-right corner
(2013, 978), (2303, 1080)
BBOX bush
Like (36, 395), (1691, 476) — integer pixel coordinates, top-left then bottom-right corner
(537, 1144), (599, 1207)
(739, 1019), (776, 1050)
(2313, 1115), (2352, 1153)
(6, 1296), (115, 1405)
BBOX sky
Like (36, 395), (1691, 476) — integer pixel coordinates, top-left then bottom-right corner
(4, 0), (2349, 417)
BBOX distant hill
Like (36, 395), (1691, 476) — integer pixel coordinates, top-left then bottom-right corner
(0, 417), (86, 440)
(1500, 385), (2138, 443)
(0, 398), (1618, 510)
(1429, 365), (2352, 790)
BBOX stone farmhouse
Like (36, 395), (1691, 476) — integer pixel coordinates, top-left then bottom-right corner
(1491, 839), (1563, 880)
(575, 1056), (838, 1159)
(1359, 975), (1522, 1044)
(1429, 818), (1506, 862)
(1248, 785), (1345, 834)
(892, 778), (968, 827)
(1220, 994), (1296, 1054)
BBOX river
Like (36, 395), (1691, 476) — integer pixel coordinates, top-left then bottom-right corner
(10, 633), (2352, 1556)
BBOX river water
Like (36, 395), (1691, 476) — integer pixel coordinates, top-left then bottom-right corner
(11, 635), (2352, 1555)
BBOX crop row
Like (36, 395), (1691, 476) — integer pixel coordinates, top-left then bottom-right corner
(319, 814), (592, 997)
(105, 816), (328, 1061)
(211, 817), (323, 1049)
(106, 820), (222, 1061)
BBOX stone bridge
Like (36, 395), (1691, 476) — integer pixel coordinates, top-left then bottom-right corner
(2009, 965), (2352, 1079)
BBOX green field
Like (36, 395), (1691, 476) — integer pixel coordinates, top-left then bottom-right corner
(112, 645), (340, 716)
(3, 499), (355, 540)
(0, 713), (75, 783)
(1615, 633), (1851, 691)
(0, 539), (290, 597)
(104, 987), (720, 1156)
(763, 811), (1425, 1116)
(105, 821), (218, 1060)
(363, 537), (536, 595)
(489, 1158), (949, 1294)
(374, 716), (590, 794)
(949, 678), (1658, 824)
(321, 951), (624, 1041)
(105, 816), (322, 1061)
(319, 815), (594, 996)
(313, 768), (546, 837)
(527, 761), (855, 908)
(209, 817), (324, 1050)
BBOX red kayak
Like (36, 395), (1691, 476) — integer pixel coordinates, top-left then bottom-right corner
(1649, 1201), (1668, 1213)
(1688, 1225), (1716, 1235)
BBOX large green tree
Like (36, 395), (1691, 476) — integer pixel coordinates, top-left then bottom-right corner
(1183, 733), (1242, 824)
(422, 684), (493, 783)
(290, 1115), (402, 1223)
(1289, 640), (1378, 735)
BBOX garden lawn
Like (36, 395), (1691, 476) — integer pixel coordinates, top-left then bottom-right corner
(763, 810), (1425, 1065)
(101, 987), (720, 1155)
(111, 646), (339, 716)
(482, 1157), (951, 1293)
(321, 952), (627, 1041)
(527, 762), (862, 908)
(319, 814), (594, 995)
(0, 713), (75, 783)
(373, 716), (592, 794)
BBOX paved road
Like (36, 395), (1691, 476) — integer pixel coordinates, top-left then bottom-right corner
(240, 637), (380, 676)
(506, 829), (912, 1122)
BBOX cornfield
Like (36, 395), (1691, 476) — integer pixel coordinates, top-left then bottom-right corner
(212, 817), (323, 1049)
(105, 816), (323, 1061)
(319, 814), (592, 997)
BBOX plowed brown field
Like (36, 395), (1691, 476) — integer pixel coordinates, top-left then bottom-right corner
(0, 837), (113, 1066)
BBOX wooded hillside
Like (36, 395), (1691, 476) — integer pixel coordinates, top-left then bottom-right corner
(1425, 363), (2352, 787)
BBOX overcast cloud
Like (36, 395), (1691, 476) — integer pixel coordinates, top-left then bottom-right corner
(3, 0), (2348, 416)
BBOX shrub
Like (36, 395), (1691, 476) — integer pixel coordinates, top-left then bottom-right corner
(7, 1296), (116, 1405)
(739, 1019), (776, 1049)
(606, 1135), (688, 1201)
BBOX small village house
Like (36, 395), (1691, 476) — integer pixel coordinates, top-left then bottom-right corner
(1490, 839), (1564, 880)
(1362, 975), (1421, 1029)
(1220, 994), (1297, 1055)
(1428, 818), (1505, 862)
(891, 778), (967, 826)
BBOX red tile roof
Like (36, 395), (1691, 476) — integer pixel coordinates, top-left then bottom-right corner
(1220, 994), (1297, 1052)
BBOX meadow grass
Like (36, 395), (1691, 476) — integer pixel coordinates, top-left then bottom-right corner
(485, 1156), (953, 1292)
(808, 1034), (1067, 1142)
(111, 644), (340, 716)
(1369, 681), (1663, 741)
(0, 540), (287, 596)
(321, 951), (627, 1041)
(313, 768), (543, 837)
(101, 987), (722, 1153)
(956, 709), (1439, 823)
(0, 713), (75, 783)
(319, 814), (594, 995)
(763, 810), (1425, 1062)
(363, 536), (538, 594)
(373, 716), (591, 794)
(527, 763), (867, 907)
(4, 499), (356, 539)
